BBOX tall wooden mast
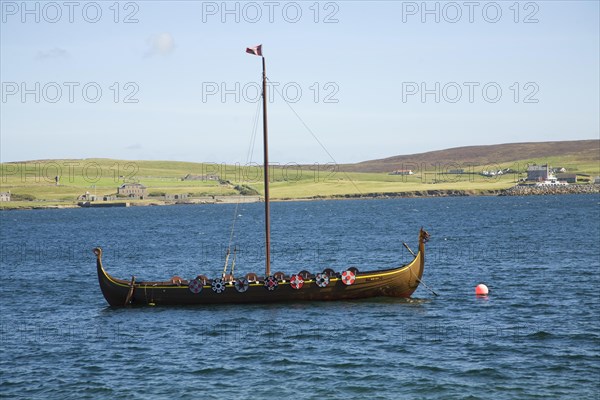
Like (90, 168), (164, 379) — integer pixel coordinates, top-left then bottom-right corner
(261, 55), (271, 277)
(246, 44), (271, 277)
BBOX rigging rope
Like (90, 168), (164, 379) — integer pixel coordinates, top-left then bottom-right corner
(224, 73), (366, 276)
(222, 248), (230, 278)
(404, 242), (438, 297)
(266, 77), (363, 195)
(230, 247), (237, 277)
(224, 99), (262, 276)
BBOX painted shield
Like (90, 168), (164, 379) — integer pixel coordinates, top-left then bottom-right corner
(290, 274), (304, 290)
(315, 273), (329, 288)
(188, 278), (203, 294)
(341, 270), (356, 285)
(211, 278), (226, 294)
(235, 278), (249, 293)
(264, 276), (278, 291)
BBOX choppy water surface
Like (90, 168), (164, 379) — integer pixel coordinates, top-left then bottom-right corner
(1, 195), (599, 399)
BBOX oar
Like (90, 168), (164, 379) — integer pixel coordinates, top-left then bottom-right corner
(403, 242), (416, 257)
(415, 275), (439, 297)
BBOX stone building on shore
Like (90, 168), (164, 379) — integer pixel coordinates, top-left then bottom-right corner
(118, 183), (148, 199)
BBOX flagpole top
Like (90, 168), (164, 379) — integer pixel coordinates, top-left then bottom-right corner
(246, 44), (263, 57)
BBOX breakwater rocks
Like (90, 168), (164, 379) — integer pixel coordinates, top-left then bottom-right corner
(499, 184), (600, 196)
(312, 190), (502, 200)
(310, 185), (599, 200)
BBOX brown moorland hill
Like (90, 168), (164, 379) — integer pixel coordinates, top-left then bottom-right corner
(340, 140), (599, 173)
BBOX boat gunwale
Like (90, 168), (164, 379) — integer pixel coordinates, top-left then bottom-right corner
(96, 247), (423, 291)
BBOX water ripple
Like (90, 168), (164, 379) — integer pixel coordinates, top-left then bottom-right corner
(1, 196), (599, 399)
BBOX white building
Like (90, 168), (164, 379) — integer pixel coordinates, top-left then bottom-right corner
(527, 164), (551, 181)
(389, 169), (414, 176)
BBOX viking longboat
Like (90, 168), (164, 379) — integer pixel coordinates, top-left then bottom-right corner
(94, 45), (430, 307)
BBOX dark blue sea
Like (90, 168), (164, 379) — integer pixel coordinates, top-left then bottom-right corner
(1, 195), (599, 399)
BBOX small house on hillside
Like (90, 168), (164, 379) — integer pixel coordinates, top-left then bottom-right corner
(389, 169), (414, 176)
(183, 174), (220, 181)
(0, 192), (11, 202)
(481, 170), (503, 177)
(118, 183), (148, 199)
(77, 192), (97, 201)
(556, 173), (577, 183)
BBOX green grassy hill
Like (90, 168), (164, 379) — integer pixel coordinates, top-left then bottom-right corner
(1, 140), (598, 209)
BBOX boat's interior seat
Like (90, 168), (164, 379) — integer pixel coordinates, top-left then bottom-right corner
(298, 270), (313, 280)
(322, 268), (336, 278)
(168, 276), (188, 286)
(273, 271), (287, 282)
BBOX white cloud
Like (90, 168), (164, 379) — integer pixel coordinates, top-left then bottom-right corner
(144, 33), (176, 57)
(36, 47), (69, 60)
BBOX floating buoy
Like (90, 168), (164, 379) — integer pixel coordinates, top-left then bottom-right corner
(475, 283), (489, 296)
(290, 274), (304, 289)
(188, 278), (203, 294)
(341, 270), (356, 286)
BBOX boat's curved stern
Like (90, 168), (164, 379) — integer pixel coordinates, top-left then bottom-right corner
(94, 248), (131, 307)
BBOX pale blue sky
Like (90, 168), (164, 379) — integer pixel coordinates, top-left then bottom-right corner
(1, 1), (598, 164)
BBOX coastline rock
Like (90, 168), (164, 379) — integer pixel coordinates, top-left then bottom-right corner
(499, 184), (600, 196)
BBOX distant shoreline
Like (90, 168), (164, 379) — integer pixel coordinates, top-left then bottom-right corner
(1, 185), (598, 211)
(2, 146), (597, 211)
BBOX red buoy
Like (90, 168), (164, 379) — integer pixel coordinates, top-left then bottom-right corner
(475, 283), (489, 296)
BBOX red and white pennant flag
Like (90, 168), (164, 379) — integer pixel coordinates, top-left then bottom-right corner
(246, 44), (262, 56)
